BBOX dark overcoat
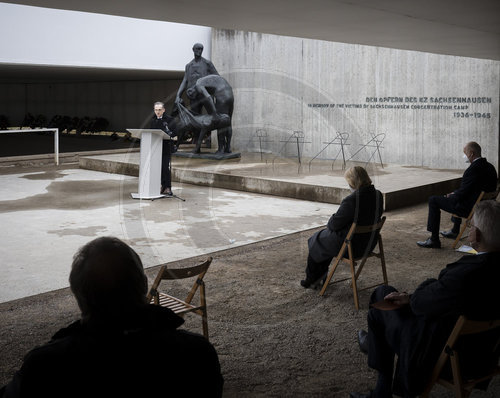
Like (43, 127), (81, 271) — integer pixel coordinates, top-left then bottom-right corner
(308, 184), (384, 262)
(1, 305), (223, 398)
(382, 252), (500, 396)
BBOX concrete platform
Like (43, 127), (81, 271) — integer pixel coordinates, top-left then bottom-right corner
(80, 151), (464, 210)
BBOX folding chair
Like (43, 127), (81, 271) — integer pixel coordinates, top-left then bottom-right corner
(319, 216), (388, 310)
(421, 315), (500, 398)
(451, 191), (497, 249)
(147, 257), (212, 340)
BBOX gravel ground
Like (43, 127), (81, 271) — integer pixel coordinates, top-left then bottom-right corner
(1, 202), (499, 397)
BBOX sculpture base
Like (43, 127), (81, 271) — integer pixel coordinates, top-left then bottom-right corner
(173, 151), (241, 160)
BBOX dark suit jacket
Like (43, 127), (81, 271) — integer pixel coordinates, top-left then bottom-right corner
(308, 185), (384, 262)
(452, 157), (497, 215)
(149, 114), (175, 135)
(393, 251), (500, 395)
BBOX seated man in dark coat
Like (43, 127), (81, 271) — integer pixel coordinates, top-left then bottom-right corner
(0, 237), (223, 398)
(417, 141), (497, 248)
(352, 200), (500, 398)
(301, 166), (384, 288)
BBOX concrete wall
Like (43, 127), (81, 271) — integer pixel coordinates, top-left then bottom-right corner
(212, 30), (500, 171)
(0, 79), (181, 132)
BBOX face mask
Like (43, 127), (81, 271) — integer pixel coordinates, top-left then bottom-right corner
(349, 187), (355, 193)
(463, 153), (470, 163)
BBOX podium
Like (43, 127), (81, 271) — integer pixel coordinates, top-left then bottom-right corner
(127, 129), (173, 200)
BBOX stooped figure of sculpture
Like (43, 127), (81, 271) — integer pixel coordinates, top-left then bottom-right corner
(176, 74), (234, 155)
(192, 74), (234, 154)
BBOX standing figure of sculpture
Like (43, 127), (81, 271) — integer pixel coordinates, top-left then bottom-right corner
(175, 43), (219, 116)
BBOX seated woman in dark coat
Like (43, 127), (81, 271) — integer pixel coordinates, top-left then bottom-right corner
(301, 166), (384, 288)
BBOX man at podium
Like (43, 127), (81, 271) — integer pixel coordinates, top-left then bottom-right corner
(150, 102), (176, 196)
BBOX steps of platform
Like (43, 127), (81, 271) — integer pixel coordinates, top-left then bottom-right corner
(79, 151), (463, 211)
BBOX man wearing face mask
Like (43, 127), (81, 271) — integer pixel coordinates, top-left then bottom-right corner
(417, 141), (497, 248)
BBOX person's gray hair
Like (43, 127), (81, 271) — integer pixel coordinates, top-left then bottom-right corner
(472, 200), (500, 250)
(69, 237), (148, 320)
(154, 101), (165, 109)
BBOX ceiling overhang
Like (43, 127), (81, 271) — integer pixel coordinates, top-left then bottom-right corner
(3, 0), (499, 61)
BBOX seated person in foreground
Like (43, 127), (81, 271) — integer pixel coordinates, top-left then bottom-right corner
(0, 236), (223, 398)
(301, 166), (383, 288)
(417, 141), (497, 248)
(351, 200), (500, 398)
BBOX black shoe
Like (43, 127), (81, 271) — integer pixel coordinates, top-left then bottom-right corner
(440, 230), (458, 239)
(349, 392), (372, 398)
(357, 329), (369, 355)
(160, 186), (166, 194)
(417, 237), (441, 248)
(300, 278), (322, 289)
(300, 279), (313, 288)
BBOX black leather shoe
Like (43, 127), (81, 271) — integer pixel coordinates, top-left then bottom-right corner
(349, 392), (372, 398)
(357, 329), (369, 354)
(300, 278), (323, 289)
(300, 279), (312, 288)
(440, 230), (458, 239)
(417, 237), (441, 248)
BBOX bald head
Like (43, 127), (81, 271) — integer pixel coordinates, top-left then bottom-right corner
(464, 141), (482, 162)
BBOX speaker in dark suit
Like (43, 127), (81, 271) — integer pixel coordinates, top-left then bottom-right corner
(150, 102), (177, 196)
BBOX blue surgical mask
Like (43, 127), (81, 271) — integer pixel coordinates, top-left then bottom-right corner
(463, 154), (470, 163)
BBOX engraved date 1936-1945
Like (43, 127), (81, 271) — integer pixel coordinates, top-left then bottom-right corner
(453, 112), (491, 119)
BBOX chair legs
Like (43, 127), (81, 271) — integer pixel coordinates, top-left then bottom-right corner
(200, 284), (209, 339)
(452, 219), (468, 249)
(349, 258), (360, 310)
(378, 237), (388, 285)
(319, 243), (348, 296)
(320, 237), (388, 311)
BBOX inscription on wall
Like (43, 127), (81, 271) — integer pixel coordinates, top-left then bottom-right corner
(308, 96), (492, 119)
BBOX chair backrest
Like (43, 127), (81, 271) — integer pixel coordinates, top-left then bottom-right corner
(147, 257), (212, 305)
(347, 216), (386, 259)
(353, 216), (386, 235)
(423, 315), (500, 397)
